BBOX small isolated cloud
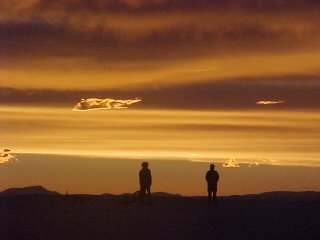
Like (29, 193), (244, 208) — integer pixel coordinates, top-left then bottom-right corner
(256, 100), (285, 105)
(0, 149), (17, 164)
(73, 98), (142, 111)
(223, 157), (240, 168)
(248, 158), (276, 167)
(248, 162), (260, 167)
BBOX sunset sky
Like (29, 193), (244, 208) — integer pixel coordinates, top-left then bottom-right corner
(0, 0), (320, 195)
(1, 0), (320, 106)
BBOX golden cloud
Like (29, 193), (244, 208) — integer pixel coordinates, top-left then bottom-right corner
(223, 157), (240, 168)
(0, 148), (17, 164)
(72, 98), (142, 111)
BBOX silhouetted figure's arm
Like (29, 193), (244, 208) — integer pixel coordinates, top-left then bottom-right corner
(139, 170), (143, 186)
(216, 171), (219, 182)
(148, 170), (152, 186)
(205, 171), (210, 182)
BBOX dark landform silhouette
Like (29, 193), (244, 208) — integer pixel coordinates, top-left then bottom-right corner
(1, 186), (319, 240)
(0, 186), (60, 197)
(102, 191), (183, 198)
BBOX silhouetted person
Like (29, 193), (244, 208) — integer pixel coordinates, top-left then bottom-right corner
(139, 162), (152, 203)
(205, 164), (219, 205)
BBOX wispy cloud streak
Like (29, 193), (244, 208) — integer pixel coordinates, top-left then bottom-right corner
(256, 100), (285, 105)
(73, 98), (142, 111)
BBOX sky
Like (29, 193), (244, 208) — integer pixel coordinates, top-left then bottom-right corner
(1, 0), (320, 108)
(0, 1), (320, 195)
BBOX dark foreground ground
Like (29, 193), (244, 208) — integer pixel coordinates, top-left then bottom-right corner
(1, 195), (319, 240)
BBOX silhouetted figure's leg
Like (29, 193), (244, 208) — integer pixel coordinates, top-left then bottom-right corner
(212, 188), (217, 206)
(207, 189), (212, 205)
(147, 187), (151, 197)
(139, 186), (146, 203)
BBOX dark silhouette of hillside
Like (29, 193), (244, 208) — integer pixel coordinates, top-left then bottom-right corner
(0, 186), (60, 197)
(1, 186), (319, 200)
(116, 191), (182, 198)
(1, 186), (319, 240)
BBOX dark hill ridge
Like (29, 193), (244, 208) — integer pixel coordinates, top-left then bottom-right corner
(116, 191), (183, 198)
(225, 191), (320, 201)
(0, 186), (60, 196)
(1, 186), (320, 200)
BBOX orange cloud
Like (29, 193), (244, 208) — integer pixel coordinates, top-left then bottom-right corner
(73, 98), (142, 111)
(0, 148), (17, 164)
(223, 157), (240, 168)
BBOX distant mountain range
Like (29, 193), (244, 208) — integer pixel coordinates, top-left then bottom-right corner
(1, 186), (320, 200)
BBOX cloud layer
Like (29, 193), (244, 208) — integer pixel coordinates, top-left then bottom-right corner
(1, 0), (320, 95)
(2, 0), (320, 60)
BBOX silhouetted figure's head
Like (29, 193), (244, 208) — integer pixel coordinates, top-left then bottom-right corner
(210, 164), (215, 171)
(141, 162), (149, 169)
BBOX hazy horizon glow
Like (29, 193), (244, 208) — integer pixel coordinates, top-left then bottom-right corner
(1, 105), (320, 195)
(1, 153), (319, 196)
(1, 105), (319, 167)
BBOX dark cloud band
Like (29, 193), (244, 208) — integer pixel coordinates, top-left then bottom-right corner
(1, 0), (320, 60)
(1, 75), (319, 109)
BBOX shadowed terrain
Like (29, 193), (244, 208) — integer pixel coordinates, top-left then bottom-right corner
(0, 187), (319, 240)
